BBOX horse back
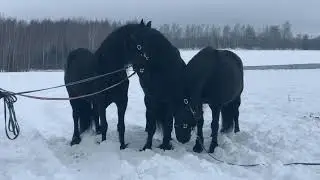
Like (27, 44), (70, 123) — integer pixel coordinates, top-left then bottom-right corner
(64, 48), (96, 97)
(186, 46), (244, 105)
(207, 49), (244, 104)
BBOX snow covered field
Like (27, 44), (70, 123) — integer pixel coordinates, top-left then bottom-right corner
(180, 49), (320, 66)
(1, 50), (320, 180)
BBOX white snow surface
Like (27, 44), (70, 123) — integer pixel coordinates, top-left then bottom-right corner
(1, 50), (320, 180)
(180, 49), (320, 66)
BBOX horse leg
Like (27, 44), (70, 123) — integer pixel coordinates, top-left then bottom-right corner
(70, 100), (81, 146)
(115, 97), (129, 150)
(233, 97), (241, 133)
(145, 119), (149, 132)
(193, 115), (204, 153)
(98, 102), (108, 142)
(158, 104), (173, 150)
(141, 96), (157, 151)
(209, 105), (221, 153)
(71, 110), (81, 146)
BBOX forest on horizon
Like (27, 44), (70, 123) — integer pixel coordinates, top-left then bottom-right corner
(1, 16), (319, 72)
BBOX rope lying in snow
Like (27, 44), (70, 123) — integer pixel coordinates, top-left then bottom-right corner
(0, 90), (20, 140)
(196, 136), (320, 167)
(0, 67), (136, 140)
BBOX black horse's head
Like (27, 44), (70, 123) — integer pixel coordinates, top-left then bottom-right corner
(174, 97), (201, 143)
(94, 19), (152, 71)
(123, 19), (153, 74)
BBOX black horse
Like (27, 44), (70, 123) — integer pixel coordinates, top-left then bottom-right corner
(128, 26), (187, 150)
(64, 48), (99, 146)
(64, 20), (152, 148)
(174, 46), (243, 153)
(92, 19), (152, 149)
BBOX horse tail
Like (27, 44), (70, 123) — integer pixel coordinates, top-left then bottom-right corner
(79, 101), (93, 133)
(155, 114), (164, 133)
(144, 95), (169, 135)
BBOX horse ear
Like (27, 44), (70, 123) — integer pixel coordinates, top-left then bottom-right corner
(146, 21), (152, 28)
(140, 19), (145, 26)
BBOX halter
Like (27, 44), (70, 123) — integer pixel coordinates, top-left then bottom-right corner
(129, 33), (150, 74)
(135, 44), (149, 73)
(183, 98), (197, 117)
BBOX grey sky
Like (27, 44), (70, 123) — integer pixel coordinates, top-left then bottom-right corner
(0, 0), (319, 35)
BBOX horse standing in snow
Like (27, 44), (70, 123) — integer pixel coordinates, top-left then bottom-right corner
(91, 19), (152, 149)
(64, 20), (152, 149)
(127, 25), (187, 151)
(64, 48), (99, 146)
(174, 46), (243, 153)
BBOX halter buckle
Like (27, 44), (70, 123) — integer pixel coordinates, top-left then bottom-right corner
(184, 99), (189, 104)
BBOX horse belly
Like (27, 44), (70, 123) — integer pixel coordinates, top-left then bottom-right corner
(204, 74), (242, 106)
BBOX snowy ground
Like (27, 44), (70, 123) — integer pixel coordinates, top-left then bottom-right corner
(1, 50), (320, 180)
(180, 49), (320, 66)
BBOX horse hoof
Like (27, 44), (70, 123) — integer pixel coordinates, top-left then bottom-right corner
(158, 143), (173, 151)
(220, 127), (233, 134)
(120, 143), (129, 150)
(193, 143), (203, 153)
(140, 145), (152, 151)
(101, 135), (107, 142)
(208, 142), (218, 153)
(96, 130), (101, 135)
(70, 137), (81, 146)
(234, 128), (240, 133)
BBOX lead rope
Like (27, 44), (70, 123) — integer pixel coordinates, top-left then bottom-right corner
(12, 65), (131, 96)
(1, 91), (20, 140)
(0, 71), (136, 140)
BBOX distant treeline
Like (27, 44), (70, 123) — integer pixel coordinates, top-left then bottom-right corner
(0, 16), (319, 72)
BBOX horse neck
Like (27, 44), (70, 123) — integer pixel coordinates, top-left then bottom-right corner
(166, 54), (187, 104)
(94, 41), (128, 72)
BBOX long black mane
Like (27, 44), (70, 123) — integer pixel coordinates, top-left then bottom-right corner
(94, 23), (145, 72)
(130, 26), (187, 150)
(133, 27), (186, 102)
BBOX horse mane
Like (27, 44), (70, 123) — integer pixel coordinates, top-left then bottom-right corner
(93, 23), (142, 69)
(143, 28), (186, 67)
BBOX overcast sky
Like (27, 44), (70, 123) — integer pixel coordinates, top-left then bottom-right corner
(0, 0), (319, 35)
